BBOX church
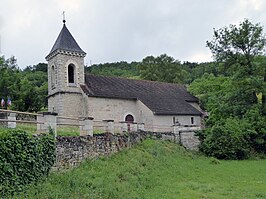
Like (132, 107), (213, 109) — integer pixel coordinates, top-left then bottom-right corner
(45, 20), (203, 132)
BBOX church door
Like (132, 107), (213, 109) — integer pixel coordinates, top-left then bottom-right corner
(125, 114), (134, 131)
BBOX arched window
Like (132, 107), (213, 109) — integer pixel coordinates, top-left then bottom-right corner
(125, 114), (134, 123)
(68, 64), (75, 84)
(51, 65), (55, 89)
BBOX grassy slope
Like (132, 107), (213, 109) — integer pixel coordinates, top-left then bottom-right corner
(14, 139), (266, 199)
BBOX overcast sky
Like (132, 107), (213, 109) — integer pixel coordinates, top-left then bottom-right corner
(1, 0), (266, 68)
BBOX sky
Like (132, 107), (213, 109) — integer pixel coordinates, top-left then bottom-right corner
(1, 0), (266, 69)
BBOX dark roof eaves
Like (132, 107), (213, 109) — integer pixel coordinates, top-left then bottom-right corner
(86, 94), (137, 101)
(46, 48), (86, 60)
(154, 112), (202, 116)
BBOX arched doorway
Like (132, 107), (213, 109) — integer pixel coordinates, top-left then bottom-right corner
(125, 114), (134, 132)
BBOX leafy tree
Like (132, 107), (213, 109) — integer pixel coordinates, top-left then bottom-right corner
(86, 61), (140, 78)
(0, 56), (21, 108)
(189, 74), (234, 125)
(24, 63), (47, 72)
(182, 61), (224, 83)
(206, 19), (266, 114)
(138, 54), (188, 83)
(191, 19), (266, 159)
(0, 57), (47, 112)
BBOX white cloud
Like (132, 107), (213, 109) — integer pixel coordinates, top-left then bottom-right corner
(187, 52), (213, 63)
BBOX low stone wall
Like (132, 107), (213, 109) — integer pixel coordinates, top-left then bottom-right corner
(179, 131), (200, 151)
(55, 131), (199, 169)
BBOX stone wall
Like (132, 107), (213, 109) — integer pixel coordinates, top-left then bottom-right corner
(55, 131), (199, 169)
(179, 131), (200, 151)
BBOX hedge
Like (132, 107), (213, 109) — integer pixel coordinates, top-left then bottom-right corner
(0, 129), (56, 197)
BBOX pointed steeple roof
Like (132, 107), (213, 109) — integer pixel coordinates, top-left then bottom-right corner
(46, 22), (85, 58)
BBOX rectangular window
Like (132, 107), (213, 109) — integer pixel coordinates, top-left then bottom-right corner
(173, 117), (175, 124)
(191, 117), (194, 125)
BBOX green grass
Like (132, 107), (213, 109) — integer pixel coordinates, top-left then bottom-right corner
(16, 123), (37, 133)
(12, 139), (266, 199)
(0, 123), (106, 136)
(57, 125), (80, 136)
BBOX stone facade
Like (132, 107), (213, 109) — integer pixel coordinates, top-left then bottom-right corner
(87, 96), (202, 132)
(48, 92), (85, 117)
(47, 52), (86, 117)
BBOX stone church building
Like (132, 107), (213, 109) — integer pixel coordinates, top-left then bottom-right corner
(45, 21), (203, 132)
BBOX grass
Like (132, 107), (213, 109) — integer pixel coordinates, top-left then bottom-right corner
(0, 123), (95, 136)
(12, 139), (266, 199)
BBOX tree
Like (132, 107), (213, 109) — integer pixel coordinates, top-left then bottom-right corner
(0, 56), (21, 109)
(189, 73), (234, 125)
(24, 63), (47, 72)
(0, 57), (48, 112)
(206, 19), (266, 114)
(87, 61), (140, 78)
(138, 54), (188, 83)
(191, 19), (266, 159)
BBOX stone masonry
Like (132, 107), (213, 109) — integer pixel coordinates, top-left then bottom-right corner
(55, 131), (199, 169)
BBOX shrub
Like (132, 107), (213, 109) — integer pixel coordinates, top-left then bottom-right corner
(0, 129), (56, 197)
(244, 106), (266, 154)
(199, 118), (251, 159)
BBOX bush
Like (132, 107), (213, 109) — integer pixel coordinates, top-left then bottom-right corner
(199, 118), (251, 159)
(0, 129), (55, 197)
(244, 106), (266, 154)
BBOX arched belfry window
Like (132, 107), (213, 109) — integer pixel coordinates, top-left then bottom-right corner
(68, 64), (75, 84)
(51, 65), (55, 89)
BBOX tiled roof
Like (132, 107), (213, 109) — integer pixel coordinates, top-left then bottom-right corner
(81, 74), (202, 116)
(48, 24), (85, 55)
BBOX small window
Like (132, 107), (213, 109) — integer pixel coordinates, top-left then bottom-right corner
(191, 117), (194, 125)
(173, 117), (175, 124)
(51, 65), (55, 89)
(68, 64), (75, 84)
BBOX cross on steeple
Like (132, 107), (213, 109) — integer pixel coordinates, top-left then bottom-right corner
(62, 11), (66, 24)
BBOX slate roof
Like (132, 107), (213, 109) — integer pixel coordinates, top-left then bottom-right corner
(48, 23), (85, 56)
(81, 74), (202, 116)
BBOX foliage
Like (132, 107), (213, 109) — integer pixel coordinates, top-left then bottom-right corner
(191, 19), (266, 159)
(191, 74), (266, 158)
(243, 106), (266, 153)
(182, 61), (222, 83)
(0, 56), (48, 112)
(86, 61), (140, 79)
(0, 129), (56, 197)
(24, 63), (48, 73)
(138, 54), (188, 83)
(207, 19), (266, 68)
(189, 74), (231, 112)
(206, 19), (266, 113)
(14, 139), (266, 199)
(200, 118), (251, 159)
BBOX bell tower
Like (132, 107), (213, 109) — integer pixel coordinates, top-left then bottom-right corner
(46, 19), (86, 117)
